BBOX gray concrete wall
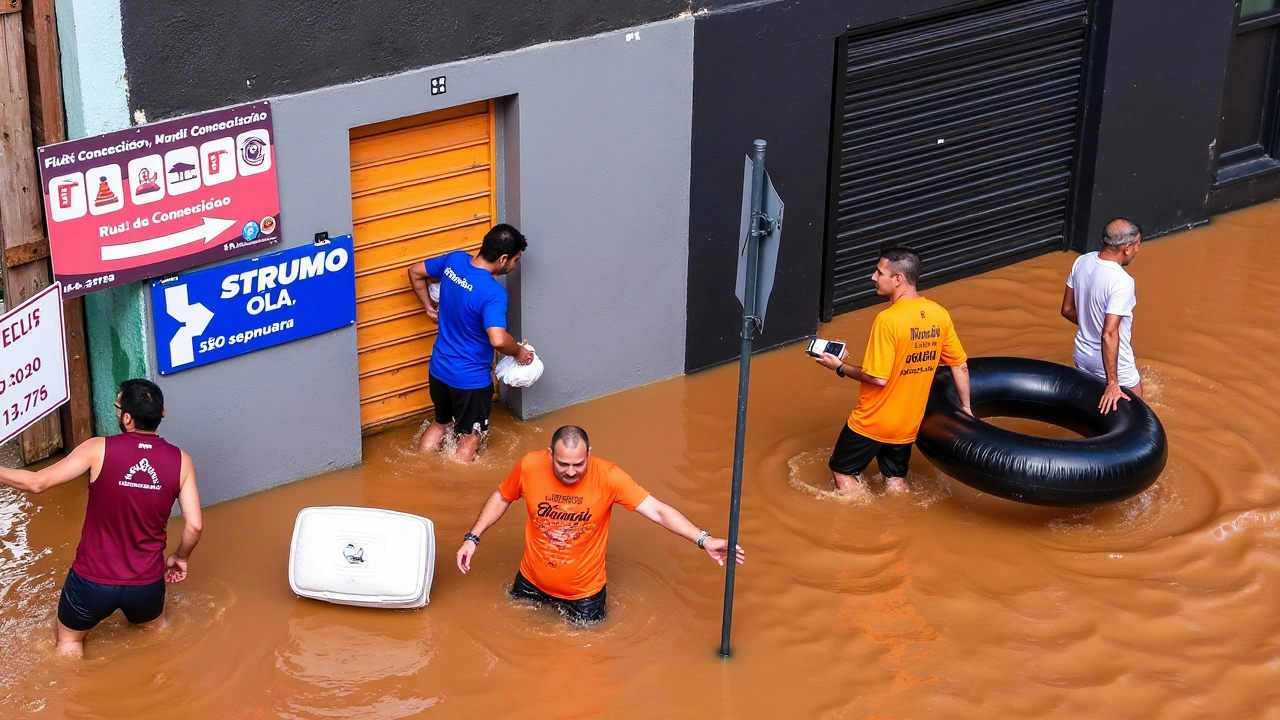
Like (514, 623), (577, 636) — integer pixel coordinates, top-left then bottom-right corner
(148, 17), (693, 503)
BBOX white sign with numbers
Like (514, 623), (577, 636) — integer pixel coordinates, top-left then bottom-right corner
(0, 283), (69, 446)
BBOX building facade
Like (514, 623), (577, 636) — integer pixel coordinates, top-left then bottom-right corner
(49, 0), (1276, 503)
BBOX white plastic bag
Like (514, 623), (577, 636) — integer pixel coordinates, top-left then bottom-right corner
(428, 282), (440, 302)
(495, 343), (544, 388)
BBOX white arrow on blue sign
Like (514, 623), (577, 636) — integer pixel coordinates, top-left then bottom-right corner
(150, 235), (357, 374)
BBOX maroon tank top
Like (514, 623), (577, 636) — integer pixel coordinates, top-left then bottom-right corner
(71, 432), (183, 585)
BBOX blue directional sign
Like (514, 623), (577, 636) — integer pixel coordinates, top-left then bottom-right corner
(150, 235), (356, 374)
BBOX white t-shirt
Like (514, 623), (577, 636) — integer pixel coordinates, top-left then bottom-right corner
(1067, 252), (1139, 387)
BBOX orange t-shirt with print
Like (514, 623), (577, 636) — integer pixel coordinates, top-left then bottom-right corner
(848, 296), (967, 444)
(499, 450), (650, 600)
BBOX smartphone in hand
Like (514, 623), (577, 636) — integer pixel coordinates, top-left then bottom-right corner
(806, 338), (846, 359)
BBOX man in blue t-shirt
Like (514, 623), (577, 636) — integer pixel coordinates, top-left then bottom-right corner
(409, 223), (534, 461)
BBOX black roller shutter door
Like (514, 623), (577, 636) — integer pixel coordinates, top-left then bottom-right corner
(822, 0), (1091, 317)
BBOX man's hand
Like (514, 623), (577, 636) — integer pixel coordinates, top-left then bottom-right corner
(164, 554), (188, 583)
(814, 347), (849, 372)
(425, 299), (439, 322)
(456, 540), (477, 573)
(1099, 382), (1130, 415)
(701, 537), (746, 567)
(814, 352), (841, 371)
(515, 342), (534, 366)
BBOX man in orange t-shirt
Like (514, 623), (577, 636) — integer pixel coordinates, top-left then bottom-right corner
(814, 248), (972, 493)
(456, 425), (745, 624)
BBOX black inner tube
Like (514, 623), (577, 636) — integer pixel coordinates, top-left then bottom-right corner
(916, 357), (1168, 507)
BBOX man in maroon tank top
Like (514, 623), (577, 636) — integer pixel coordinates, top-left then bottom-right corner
(0, 379), (201, 658)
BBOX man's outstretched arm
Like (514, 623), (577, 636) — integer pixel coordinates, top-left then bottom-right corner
(0, 438), (103, 494)
(634, 496), (745, 567)
(456, 490), (515, 573)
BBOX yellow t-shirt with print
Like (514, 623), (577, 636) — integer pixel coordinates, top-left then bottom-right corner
(848, 297), (967, 444)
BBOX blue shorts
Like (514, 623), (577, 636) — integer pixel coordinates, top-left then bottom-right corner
(57, 568), (165, 631)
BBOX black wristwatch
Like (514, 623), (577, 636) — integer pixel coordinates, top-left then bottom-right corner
(464, 532), (481, 544)
(835, 364), (846, 378)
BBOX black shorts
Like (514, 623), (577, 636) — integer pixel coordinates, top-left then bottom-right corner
(509, 571), (607, 625)
(828, 424), (912, 479)
(57, 568), (165, 631)
(428, 373), (494, 435)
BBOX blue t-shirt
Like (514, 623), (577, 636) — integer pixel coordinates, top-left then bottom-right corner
(424, 251), (508, 389)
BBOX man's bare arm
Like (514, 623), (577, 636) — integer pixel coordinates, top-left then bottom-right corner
(486, 327), (534, 364)
(1061, 285), (1078, 325)
(173, 452), (202, 560)
(0, 438), (103, 494)
(950, 362), (972, 415)
(814, 352), (888, 387)
(1098, 313), (1130, 414)
(457, 490), (515, 573)
(408, 262), (437, 314)
(165, 452), (203, 583)
(635, 496), (745, 567)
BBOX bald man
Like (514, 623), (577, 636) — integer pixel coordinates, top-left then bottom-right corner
(456, 425), (745, 624)
(1061, 218), (1144, 414)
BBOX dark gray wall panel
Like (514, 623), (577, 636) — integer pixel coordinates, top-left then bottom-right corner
(120, 0), (741, 119)
(1079, 0), (1236, 248)
(686, 0), (995, 372)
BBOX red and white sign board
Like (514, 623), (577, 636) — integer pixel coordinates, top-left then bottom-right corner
(0, 283), (70, 447)
(37, 101), (282, 298)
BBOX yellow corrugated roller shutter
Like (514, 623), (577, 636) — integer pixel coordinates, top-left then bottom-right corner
(349, 100), (497, 433)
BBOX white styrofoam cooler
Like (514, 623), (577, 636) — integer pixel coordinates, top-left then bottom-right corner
(288, 506), (435, 609)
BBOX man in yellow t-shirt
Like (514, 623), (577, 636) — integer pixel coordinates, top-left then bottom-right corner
(814, 248), (972, 493)
(455, 425), (745, 624)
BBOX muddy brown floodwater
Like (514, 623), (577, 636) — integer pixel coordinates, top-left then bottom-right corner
(4, 202), (1280, 719)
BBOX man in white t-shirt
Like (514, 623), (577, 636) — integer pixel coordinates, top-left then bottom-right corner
(1060, 218), (1143, 414)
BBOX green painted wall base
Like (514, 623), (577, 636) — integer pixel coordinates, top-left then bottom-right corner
(84, 283), (149, 435)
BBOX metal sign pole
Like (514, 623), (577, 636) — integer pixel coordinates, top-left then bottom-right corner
(720, 139), (766, 658)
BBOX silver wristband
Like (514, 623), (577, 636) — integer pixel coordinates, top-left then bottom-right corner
(696, 530), (710, 549)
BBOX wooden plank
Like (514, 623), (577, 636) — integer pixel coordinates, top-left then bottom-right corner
(0, 16), (42, 248)
(357, 334), (436, 378)
(350, 143), (490, 197)
(353, 225), (483, 270)
(357, 288), (431, 325)
(0, 10), (59, 461)
(0, 2), (21, 16)
(3, 238), (47, 266)
(352, 243), (483, 301)
(348, 101), (489, 140)
(358, 357), (432, 402)
(349, 114), (489, 169)
(355, 312), (436, 352)
(359, 385), (435, 430)
(351, 169), (491, 222)
(59, 296), (90, 446)
(24, 0), (86, 448)
(352, 196), (490, 248)
(21, 0), (62, 147)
